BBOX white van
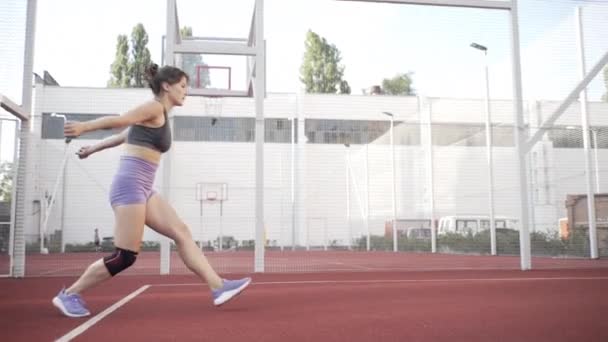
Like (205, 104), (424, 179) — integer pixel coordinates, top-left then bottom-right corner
(438, 215), (518, 236)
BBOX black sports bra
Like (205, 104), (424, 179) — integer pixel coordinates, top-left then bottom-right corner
(126, 103), (172, 153)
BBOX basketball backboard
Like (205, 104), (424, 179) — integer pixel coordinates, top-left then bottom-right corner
(196, 182), (228, 202)
(165, 0), (264, 98)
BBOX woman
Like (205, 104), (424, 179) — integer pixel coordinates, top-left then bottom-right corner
(52, 64), (251, 318)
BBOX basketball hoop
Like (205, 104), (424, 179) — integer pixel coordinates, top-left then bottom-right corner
(206, 191), (218, 203)
(195, 182), (228, 252)
(196, 183), (228, 203)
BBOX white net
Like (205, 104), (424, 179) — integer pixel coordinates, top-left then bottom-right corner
(4, 0), (608, 276)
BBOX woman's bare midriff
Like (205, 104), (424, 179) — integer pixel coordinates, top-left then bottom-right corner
(123, 144), (162, 164)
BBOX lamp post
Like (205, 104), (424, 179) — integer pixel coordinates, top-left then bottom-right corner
(575, 6), (598, 259)
(291, 116), (296, 250)
(591, 128), (600, 193)
(471, 42), (497, 255)
(365, 143), (371, 251)
(344, 143), (352, 250)
(382, 112), (398, 252)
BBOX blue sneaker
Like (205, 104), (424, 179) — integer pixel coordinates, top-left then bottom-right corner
(52, 288), (91, 318)
(212, 277), (252, 306)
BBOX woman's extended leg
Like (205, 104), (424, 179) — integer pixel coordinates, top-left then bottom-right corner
(145, 193), (251, 306)
(145, 194), (223, 289)
(52, 204), (146, 317)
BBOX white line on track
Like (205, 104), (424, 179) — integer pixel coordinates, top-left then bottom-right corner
(55, 285), (150, 342)
(151, 276), (608, 287)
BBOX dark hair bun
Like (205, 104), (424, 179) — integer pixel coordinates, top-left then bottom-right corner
(145, 64), (189, 96)
(145, 63), (159, 80)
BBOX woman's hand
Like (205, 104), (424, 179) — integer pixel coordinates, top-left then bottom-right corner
(75, 145), (96, 159)
(64, 121), (86, 139)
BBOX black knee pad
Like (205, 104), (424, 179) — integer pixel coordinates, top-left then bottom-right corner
(103, 247), (138, 276)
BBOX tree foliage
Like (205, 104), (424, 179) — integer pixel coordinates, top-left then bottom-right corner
(129, 23), (152, 88)
(108, 35), (130, 87)
(108, 23), (152, 88)
(0, 162), (13, 202)
(381, 73), (414, 96)
(300, 30), (350, 94)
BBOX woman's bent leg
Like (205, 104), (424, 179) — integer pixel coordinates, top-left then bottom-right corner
(65, 204), (146, 294)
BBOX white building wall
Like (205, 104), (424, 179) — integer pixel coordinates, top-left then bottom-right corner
(27, 85), (608, 246)
(428, 97), (519, 124)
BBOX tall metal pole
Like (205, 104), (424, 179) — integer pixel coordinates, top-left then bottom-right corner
(253, 0), (266, 271)
(424, 99), (437, 253)
(365, 144), (371, 251)
(510, 0), (532, 270)
(471, 42), (497, 255)
(279, 156), (284, 251)
(484, 52), (497, 256)
(200, 199), (204, 250)
(345, 144), (352, 249)
(291, 116), (296, 250)
(383, 112), (398, 252)
(576, 6), (598, 259)
(592, 129), (600, 193)
(161, 0), (177, 275)
(21, 0), (36, 114)
(391, 117), (397, 252)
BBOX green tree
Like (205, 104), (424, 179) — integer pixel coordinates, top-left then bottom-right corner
(180, 26), (210, 88)
(381, 73), (414, 96)
(339, 80), (351, 95)
(108, 35), (130, 87)
(0, 162), (13, 202)
(108, 24), (153, 88)
(129, 23), (152, 88)
(602, 65), (608, 102)
(299, 30), (350, 94)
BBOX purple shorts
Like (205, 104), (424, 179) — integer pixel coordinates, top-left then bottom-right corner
(109, 156), (158, 206)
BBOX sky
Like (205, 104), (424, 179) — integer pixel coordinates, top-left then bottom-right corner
(1, 0), (608, 162)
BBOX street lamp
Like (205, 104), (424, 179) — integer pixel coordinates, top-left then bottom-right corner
(471, 42), (497, 255)
(470, 43), (487, 52)
(382, 111), (398, 252)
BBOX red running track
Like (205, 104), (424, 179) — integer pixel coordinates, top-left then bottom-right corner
(1, 268), (607, 341)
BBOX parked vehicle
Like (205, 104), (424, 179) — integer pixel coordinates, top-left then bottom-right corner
(438, 215), (518, 236)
